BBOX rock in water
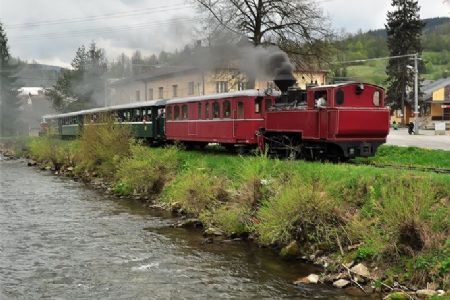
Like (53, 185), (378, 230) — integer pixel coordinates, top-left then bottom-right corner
(350, 263), (370, 278)
(416, 289), (436, 298)
(293, 274), (319, 285)
(333, 279), (350, 288)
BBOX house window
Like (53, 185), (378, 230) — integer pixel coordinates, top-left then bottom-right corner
(172, 85), (178, 97)
(148, 88), (153, 100)
(188, 81), (195, 95)
(182, 104), (188, 119)
(216, 81), (228, 93)
(223, 100), (231, 118)
(167, 106), (172, 120)
(198, 103), (202, 119)
(158, 87), (164, 99)
(174, 106), (180, 120)
(237, 82), (246, 91)
(255, 97), (263, 113)
(213, 101), (220, 118)
(237, 102), (244, 119)
(205, 103), (209, 120)
(136, 90), (141, 101)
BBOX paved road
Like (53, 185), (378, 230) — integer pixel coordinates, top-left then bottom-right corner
(386, 128), (450, 150)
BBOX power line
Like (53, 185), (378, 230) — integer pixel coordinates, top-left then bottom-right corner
(5, 3), (193, 29)
(10, 17), (200, 41)
(332, 54), (418, 65)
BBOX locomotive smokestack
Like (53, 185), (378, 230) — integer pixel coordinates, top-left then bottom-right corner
(274, 70), (297, 93)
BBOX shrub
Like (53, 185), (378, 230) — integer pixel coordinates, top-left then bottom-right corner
(77, 119), (133, 178)
(166, 168), (229, 215)
(28, 137), (79, 169)
(255, 177), (342, 249)
(200, 204), (251, 236)
(114, 144), (179, 196)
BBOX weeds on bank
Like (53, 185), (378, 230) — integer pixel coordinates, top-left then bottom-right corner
(164, 168), (229, 215)
(76, 120), (133, 178)
(28, 137), (79, 169)
(114, 143), (179, 196)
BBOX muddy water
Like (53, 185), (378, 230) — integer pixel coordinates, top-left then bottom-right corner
(0, 159), (371, 299)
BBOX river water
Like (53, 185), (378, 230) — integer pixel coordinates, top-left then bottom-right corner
(0, 159), (371, 299)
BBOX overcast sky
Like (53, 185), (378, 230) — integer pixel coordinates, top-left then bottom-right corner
(0, 0), (449, 68)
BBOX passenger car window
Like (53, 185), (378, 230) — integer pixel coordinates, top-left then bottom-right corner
(198, 103), (202, 119)
(255, 97), (262, 113)
(237, 101), (244, 119)
(213, 101), (220, 118)
(205, 103), (209, 120)
(167, 106), (172, 120)
(174, 106), (180, 120)
(182, 104), (188, 119)
(223, 100), (231, 118)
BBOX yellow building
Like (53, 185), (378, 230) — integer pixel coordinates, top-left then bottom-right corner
(423, 78), (450, 121)
(109, 65), (327, 106)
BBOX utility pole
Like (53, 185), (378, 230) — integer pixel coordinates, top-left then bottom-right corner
(413, 53), (419, 135)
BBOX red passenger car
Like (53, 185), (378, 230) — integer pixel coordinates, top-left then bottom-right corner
(165, 91), (277, 151)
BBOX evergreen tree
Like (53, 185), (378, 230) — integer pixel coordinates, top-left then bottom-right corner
(385, 0), (424, 114)
(48, 42), (107, 112)
(0, 21), (21, 136)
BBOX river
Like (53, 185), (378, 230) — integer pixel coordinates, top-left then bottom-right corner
(0, 158), (373, 299)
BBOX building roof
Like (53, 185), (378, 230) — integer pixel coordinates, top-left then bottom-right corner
(422, 77), (450, 99)
(110, 65), (198, 86)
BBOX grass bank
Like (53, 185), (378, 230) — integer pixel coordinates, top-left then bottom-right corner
(21, 132), (450, 295)
(357, 145), (450, 169)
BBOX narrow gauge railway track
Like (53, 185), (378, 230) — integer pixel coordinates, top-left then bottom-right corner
(348, 160), (450, 174)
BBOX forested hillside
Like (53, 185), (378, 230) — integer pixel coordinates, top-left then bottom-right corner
(332, 17), (450, 85)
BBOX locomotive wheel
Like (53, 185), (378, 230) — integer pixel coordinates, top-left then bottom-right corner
(268, 135), (300, 159)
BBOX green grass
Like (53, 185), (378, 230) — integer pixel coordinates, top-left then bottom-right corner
(358, 145), (450, 169)
(342, 51), (450, 85)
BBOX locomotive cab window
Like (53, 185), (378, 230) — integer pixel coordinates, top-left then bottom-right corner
(255, 97), (263, 114)
(265, 98), (273, 111)
(314, 91), (328, 107)
(198, 103), (202, 119)
(335, 89), (344, 106)
(373, 90), (380, 107)
(223, 100), (231, 118)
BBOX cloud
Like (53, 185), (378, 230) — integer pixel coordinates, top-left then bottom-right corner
(1, 0), (196, 65)
(0, 0), (448, 67)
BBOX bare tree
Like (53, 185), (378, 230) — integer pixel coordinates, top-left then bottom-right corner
(194, 0), (330, 50)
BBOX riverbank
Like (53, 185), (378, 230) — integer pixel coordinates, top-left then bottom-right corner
(1, 130), (449, 299)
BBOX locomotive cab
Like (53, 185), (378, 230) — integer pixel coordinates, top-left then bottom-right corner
(264, 76), (390, 160)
